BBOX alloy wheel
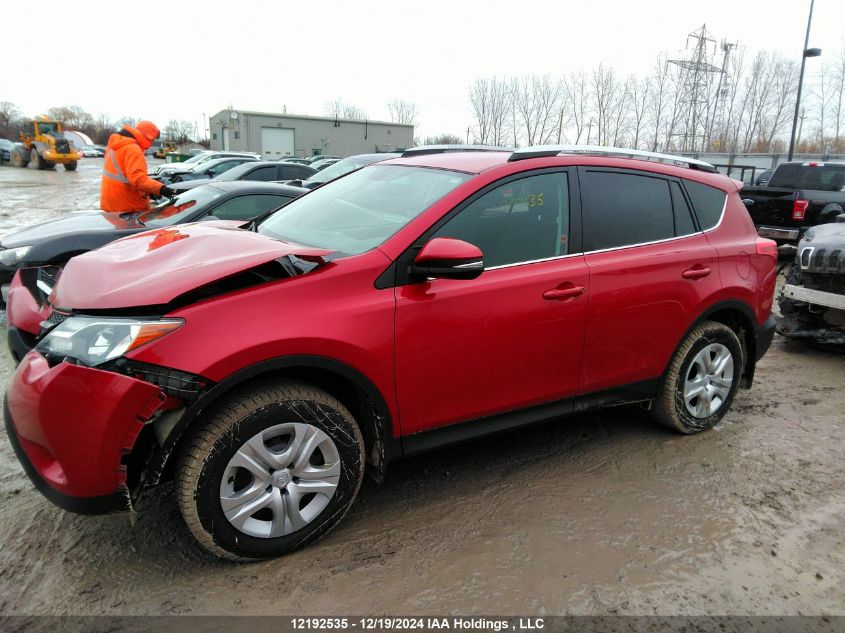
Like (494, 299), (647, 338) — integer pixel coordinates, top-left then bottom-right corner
(682, 343), (734, 418)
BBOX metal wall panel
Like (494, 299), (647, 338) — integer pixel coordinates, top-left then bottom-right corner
(209, 110), (414, 157)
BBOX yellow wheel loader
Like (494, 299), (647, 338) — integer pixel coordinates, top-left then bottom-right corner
(153, 141), (177, 159)
(11, 116), (82, 171)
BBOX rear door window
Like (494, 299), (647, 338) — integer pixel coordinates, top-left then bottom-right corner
(582, 170), (674, 251)
(243, 166), (277, 181)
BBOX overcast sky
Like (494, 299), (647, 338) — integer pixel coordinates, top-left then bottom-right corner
(6, 0), (844, 139)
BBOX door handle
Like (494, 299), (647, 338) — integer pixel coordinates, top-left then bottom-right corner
(682, 266), (711, 280)
(543, 285), (585, 300)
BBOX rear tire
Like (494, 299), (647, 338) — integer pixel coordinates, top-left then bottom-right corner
(30, 148), (44, 169)
(653, 320), (743, 434)
(63, 161), (77, 171)
(176, 380), (365, 561)
(11, 149), (28, 168)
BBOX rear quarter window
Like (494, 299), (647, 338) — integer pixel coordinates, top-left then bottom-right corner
(683, 180), (727, 230)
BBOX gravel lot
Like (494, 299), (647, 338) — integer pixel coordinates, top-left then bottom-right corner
(0, 160), (843, 616)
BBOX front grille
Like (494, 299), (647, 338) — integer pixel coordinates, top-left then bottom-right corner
(115, 359), (212, 401)
(804, 247), (845, 274)
(55, 139), (70, 154)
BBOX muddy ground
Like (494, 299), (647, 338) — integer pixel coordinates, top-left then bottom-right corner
(0, 160), (843, 616)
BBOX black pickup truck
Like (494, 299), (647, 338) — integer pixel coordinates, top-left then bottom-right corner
(741, 161), (845, 242)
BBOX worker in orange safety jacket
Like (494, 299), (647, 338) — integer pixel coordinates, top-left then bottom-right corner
(101, 120), (175, 213)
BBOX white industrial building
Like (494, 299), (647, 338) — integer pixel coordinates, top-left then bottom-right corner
(208, 109), (414, 159)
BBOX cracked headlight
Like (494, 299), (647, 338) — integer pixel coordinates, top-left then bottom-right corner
(36, 317), (183, 366)
(0, 245), (32, 266)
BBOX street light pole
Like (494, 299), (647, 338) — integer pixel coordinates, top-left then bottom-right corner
(787, 0), (821, 161)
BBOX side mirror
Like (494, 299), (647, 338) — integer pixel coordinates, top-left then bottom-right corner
(410, 237), (484, 280)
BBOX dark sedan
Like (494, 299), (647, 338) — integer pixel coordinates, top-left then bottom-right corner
(292, 153), (400, 190)
(0, 181), (308, 304)
(167, 160), (317, 193)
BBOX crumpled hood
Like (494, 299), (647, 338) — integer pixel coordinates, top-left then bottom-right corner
(50, 222), (332, 310)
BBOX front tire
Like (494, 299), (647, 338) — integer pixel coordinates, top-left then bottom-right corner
(653, 320), (743, 434)
(63, 161), (77, 171)
(176, 380), (365, 561)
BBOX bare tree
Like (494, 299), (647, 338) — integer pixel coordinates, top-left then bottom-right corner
(469, 78), (493, 144)
(424, 134), (464, 145)
(762, 55), (798, 150)
(513, 75), (564, 146)
(324, 99), (367, 120)
(629, 78), (649, 149)
(562, 72), (590, 144)
(717, 48), (746, 152)
(47, 105), (94, 130)
(462, 40), (845, 155)
(608, 76), (633, 146)
(388, 99), (418, 126)
(645, 56), (673, 151)
(163, 120), (195, 143)
(591, 64), (618, 146)
(0, 101), (23, 138)
(833, 46), (845, 151)
(92, 113), (115, 144)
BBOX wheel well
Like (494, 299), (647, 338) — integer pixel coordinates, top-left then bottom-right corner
(702, 307), (756, 386)
(148, 361), (394, 490)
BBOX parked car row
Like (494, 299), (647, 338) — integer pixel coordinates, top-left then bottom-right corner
(4, 145), (779, 563)
(79, 145), (105, 157)
(149, 150), (261, 181)
(0, 138), (14, 163)
(167, 160), (317, 193)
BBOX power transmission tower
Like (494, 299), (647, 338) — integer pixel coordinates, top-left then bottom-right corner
(669, 25), (723, 152)
(705, 39), (737, 151)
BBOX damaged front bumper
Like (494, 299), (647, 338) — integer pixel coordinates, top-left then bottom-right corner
(777, 284), (845, 347)
(777, 315), (845, 346)
(4, 352), (171, 514)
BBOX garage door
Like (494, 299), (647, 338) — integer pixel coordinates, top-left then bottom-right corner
(260, 127), (295, 159)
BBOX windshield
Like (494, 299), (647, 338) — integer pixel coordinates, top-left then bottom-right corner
(307, 157), (371, 184)
(258, 165), (470, 256)
(138, 186), (223, 228)
(181, 153), (207, 165)
(768, 164), (845, 191)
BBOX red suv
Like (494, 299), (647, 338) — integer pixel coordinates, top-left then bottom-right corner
(4, 146), (778, 560)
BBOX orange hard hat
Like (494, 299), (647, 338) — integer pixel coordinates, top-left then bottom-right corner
(136, 120), (160, 142)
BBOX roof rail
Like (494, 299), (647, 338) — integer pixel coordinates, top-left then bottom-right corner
(507, 144), (717, 173)
(402, 144), (512, 157)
